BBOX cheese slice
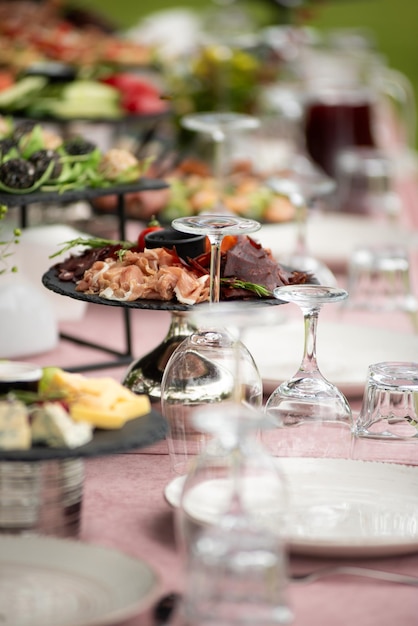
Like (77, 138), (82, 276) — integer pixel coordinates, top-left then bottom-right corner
(0, 398), (31, 450)
(31, 402), (93, 448)
(45, 369), (151, 429)
(70, 393), (151, 429)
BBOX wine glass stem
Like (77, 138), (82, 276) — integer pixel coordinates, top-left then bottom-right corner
(209, 236), (223, 304)
(213, 131), (228, 213)
(294, 199), (308, 257)
(300, 307), (320, 375)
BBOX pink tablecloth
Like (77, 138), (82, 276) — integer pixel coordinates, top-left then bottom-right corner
(16, 199), (418, 626)
(81, 450), (418, 626)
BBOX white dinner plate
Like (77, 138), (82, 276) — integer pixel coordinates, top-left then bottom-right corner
(0, 536), (160, 626)
(244, 321), (418, 398)
(256, 213), (418, 268)
(164, 458), (418, 558)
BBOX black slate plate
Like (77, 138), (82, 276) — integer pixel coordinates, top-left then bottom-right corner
(42, 267), (281, 312)
(0, 408), (167, 462)
(0, 177), (168, 208)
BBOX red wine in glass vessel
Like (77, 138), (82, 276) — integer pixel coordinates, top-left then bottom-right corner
(304, 90), (376, 178)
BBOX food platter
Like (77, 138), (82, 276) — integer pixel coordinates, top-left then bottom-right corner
(42, 267), (282, 311)
(0, 408), (167, 462)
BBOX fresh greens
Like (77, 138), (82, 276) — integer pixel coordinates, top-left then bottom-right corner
(48, 236), (134, 259)
(0, 122), (153, 195)
(220, 278), (273, 298)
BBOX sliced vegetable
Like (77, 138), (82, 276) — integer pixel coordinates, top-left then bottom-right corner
(137, 217), (163, 251)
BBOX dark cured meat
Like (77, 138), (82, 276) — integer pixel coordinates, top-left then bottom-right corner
(223, 236), (305, 292)
(54, 245), (125, 281)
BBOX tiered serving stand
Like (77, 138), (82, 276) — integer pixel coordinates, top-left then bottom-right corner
(2, 178), (168, 373)
(1, 177), (171, 538)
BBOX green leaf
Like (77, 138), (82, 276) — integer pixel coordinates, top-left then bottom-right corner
(48, 236), (134, 259)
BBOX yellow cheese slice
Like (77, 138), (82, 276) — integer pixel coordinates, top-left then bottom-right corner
(46, 369), (151, 429)
(70, 394), (151, 429)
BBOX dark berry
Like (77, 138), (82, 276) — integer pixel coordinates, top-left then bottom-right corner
(63, 136), (97, 156)
(0, 158), (36, 189)
(29, 149), (62, 180)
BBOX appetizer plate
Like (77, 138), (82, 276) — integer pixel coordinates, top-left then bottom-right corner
(0, 535), (160, 626)
(0, 409), (167, 462)
(42, 268), (281, 311)
(244, 321), (418, 398)
(257, 213), (418, 269)
(164, 458), (418, 558)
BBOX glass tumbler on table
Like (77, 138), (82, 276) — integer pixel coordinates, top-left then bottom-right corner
(352, 361), (418, 465)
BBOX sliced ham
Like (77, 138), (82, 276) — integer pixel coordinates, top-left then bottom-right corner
(76, 247), (210, 304)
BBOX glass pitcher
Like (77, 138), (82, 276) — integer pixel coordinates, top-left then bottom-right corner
(299, 46), (416, 178)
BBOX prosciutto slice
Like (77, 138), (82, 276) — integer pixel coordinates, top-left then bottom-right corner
(76, 248), (210, 304)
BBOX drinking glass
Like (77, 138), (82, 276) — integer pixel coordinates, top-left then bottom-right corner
(172, 214), (260, 303)
(263, 284), (353, 459)
(344, 244), (418, 332)
(267, 155), (338, 286)
(176, 403), (292, 626)
(181, 112), (260, 215)
(162, 215), (263, 474)
(352, 361), (418, 465)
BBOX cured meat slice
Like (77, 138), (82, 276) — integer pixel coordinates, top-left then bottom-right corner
(76, 248), (210, 304)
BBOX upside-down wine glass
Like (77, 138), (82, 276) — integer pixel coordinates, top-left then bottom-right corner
(263, 284), (353, 460)
(181, 111), (260, 215)
(175, 403), (292, 626)
(172, 214), (260, 303)
(267, 154), (338, 286)
(162, 215), (264, 475)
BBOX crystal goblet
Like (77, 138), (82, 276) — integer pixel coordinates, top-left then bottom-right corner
(267, 154), (337, 286)
(176, 403), (292, 626)
(263, 284), (353, 459)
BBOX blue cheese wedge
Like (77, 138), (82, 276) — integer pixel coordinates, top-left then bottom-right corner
(31, 402), (93, 449)
(0, 398), (31, 450)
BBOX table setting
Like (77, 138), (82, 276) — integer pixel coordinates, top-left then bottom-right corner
(1, 3), (418, 625)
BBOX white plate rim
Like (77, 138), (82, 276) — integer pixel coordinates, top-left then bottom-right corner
(164, 458), (418, 558)
(245, 321), (418, 399)
(257, 214), (418, 267)
(0, 535), (161, 626)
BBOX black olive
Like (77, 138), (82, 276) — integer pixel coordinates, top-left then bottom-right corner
(29, 149), (62, 180)
(63, 136), (97, 156)
(0, 137), (18, 159)
(0, 158), (36, 189)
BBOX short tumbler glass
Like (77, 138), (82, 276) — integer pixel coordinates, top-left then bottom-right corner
(352, 361), (418, 464)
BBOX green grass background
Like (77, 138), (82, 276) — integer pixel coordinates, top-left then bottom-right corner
(75, 0), (418, 144)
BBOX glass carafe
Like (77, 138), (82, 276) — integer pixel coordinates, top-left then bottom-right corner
(300, 47), (416, 178)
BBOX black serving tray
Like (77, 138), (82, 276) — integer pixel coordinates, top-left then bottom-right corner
(0, 408), (167, 462)
(0, 177), (168, 208)
(42, 267), (281, 312)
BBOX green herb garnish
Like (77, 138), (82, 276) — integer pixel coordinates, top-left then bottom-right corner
(221, 278), (272, 298)
(49, 236), (134, 259)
